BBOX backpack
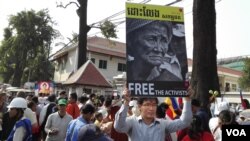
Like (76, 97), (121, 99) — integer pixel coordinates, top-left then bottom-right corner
(7, 118), (32, 141)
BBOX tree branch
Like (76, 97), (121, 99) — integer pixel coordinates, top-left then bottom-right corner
(56, 1), (80, 8)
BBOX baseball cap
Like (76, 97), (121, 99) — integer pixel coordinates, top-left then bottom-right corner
(58, 99), (67, 105)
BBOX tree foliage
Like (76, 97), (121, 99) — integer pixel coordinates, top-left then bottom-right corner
(0, 9), (59, 86)
(100, 20), (117, 39)
(239, 58), (250, 90)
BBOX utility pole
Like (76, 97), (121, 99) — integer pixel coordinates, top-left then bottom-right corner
(77, 0), (90, 69)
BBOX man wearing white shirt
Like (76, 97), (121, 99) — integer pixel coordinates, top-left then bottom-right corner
(114, 87), (193, 141)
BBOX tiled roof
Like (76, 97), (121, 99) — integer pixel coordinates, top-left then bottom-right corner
(87, 36), (126, 58)
(88, 36), (126, 52)
(217, 66), (243, 76)
(88, 45), (126, 58)
(63, 60), (112, 88)
(51, 36), (126, 60)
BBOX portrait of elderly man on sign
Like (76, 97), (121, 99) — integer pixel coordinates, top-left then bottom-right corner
(126, 18), (187, 81)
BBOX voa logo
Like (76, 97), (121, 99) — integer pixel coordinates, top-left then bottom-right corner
(226, 129), (246, 136)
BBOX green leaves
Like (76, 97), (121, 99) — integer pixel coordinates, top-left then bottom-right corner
(0, 9), (58, 86)
(99, 20), (117, 39)
(239, 58), (250, 90)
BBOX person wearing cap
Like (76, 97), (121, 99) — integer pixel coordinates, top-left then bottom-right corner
(16, 92), (39, 137)
(114, 87), (193, 141)
(170, 23), (188, 80)
(6, 97), (32, 141)
(44, 98), (73, 141)
(65, 104), (95, 141)
(126, 18), (183, 81)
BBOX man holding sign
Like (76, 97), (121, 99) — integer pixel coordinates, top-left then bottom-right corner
(114, 87), (193, 141)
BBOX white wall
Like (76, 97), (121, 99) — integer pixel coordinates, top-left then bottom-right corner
(53, 49), (77, 82)
(88, 53), (126, 81)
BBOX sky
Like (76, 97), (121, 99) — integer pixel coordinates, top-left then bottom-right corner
(0, 0), (249, 59)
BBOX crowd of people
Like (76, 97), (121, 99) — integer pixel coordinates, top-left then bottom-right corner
(0, 87), (250, 141)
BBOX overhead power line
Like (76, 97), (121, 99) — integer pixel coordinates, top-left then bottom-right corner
(90, 0), (151, 26)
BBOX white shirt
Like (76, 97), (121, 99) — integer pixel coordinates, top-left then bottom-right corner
(39, 102), (56, 125)
(209, 117), (221, 141)
(86, 99), (94, 106)
(114, 101), (192, 141)
(24, 108), (37, 125)
(45, 112), (73, 141)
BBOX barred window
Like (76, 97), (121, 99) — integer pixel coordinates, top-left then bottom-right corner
(118, 63), (126, 72)
(99, 60), (107, 69)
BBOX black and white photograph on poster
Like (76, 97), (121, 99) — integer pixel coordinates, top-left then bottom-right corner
(126, 3), (189, 97)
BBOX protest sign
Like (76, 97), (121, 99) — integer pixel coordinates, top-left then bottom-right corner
(126, 3), (188, 97)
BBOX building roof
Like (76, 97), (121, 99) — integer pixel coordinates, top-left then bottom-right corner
(217, 65), (243, 76)
(187, 58), (243, 76)
(87, 36), (126, 52)
(217, 55), (249, 64)
(221, 61), (244, 71)
(217, 55), (250, 71)
(63, 60), (112, 88)
(51, 36), (126, 60)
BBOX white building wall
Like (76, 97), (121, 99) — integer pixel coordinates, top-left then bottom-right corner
(88, 53), (126, 81)
(54, 51), (126, 83)
(53, 49), (78, 82)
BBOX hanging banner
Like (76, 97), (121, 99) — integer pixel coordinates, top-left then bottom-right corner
(126, 3), (189, 97)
